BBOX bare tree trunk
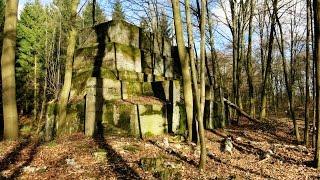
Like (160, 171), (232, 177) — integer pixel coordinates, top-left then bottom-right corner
(56, 17), (62, 100)
(38, 18), (51, 135)
(246, 0), (255, 118)
(57, 0), (79, 136)
(171, 0), (194, 142)
(92, 0), (96, 26)
(198, 0), (207, 169)
(184, 0), (198, 142)
(313, 0), (320, 168)
(305, 0), (311, 146)
(275, 13), (301, 142)
(207, 4), (226, 127)
(34, 55), (38, 122)
(1, 0), (19, 140)
(260, 0), (278, 119)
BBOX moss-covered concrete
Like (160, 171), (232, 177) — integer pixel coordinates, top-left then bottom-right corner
(177, 102), (186, 134)
(66, 100), (86, 134)
(79, 20), (140, 48)
(118, 70), (144, 82)
(101, 101), (139, 137)
(139, 29), (153, 51)
(122, 81), (143, 99)
(115, 43), (142, 72)
(138, 104), (167, 136)
(106, 20), (140, 48)
(141, 50), (153, 74)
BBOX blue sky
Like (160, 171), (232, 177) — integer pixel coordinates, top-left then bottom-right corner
(18, 0), (231, 51)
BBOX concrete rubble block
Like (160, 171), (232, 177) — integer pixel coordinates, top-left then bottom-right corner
(164, 56), (174, 78)
(86, 77), (122, 101)
(141, 50), (153, 74)
(74, 43), (116, 70)
(102, 101), (139, 136)
(102, 79), (122, 100)
(153, 34), (162, 54)
(121, 81), (143, 99)
(140, 30), (154, 51)
(78, 26), (98, 46)
(80, 20), (140, 48)
(106, 20), (140, 48)
(142, 82), (154, 96)
(162, 37), (172, 57)
(66, 100), (86, 134)
(118, 70), (144, 82)
(138, 104), (167, 136)
(153, 54), (164, 76)
(115, 43), (142, 72)
(100, 68), (118, 80)
(73, 46), (97, 70)
(172, 80), (181, 133)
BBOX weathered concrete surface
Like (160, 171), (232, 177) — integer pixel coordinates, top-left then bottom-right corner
(164, 57), (174, 78)
(68, 20), (187, 138)
(102, 101), (139, 136)
(138, 104), (167, 136)
(115, 43), (142, 72)
(141, 50), (153, 74)
(74, 43), (116, 70)
(80, 20), (140, 48)
(86, 77), (122, 101)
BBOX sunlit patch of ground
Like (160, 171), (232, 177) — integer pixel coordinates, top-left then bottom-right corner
(0, 117), (319, 179)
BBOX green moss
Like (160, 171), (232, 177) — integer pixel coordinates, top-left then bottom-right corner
(103, 103), (115, 124)
(144, 131), (154, 137)
(20, 125), (32, 135)
(140, 105), (162, 116)
(100, 68), (118, 80)
(72, 69), (93, 96)
(76, 46), (97, 57)
(118, 70), (144, 81)
(142, 83), (153, 96)
(116, 43), (140, 60)
(124, 82), (143, 97)
(96, 148), (106, 153)
(177, 102), (186, 134)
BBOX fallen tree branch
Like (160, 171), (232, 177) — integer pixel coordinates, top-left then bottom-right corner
(223, 98), (260, 123)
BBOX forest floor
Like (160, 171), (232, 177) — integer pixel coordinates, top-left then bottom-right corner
(0, 117), (319, 179)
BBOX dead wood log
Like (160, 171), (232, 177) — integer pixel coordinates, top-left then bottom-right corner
(223, 98), (260, 123)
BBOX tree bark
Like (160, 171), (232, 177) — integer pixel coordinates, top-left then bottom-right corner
(260, 0), (278, 119)
(246, 0), (255, 118)
(171, 0), (194, 142)
(198, 0), (207, 169)
(305, 0), (311, 146)
(275, 13), (301, 142)
(207, 4), (226, 127)
(224, 98), (259, 123)
(313, 0), (320, 168)
(57, 0), (79, 136)
(184, 0), (198, 142)
(1, 0), (19, 140)
(34, 55), (38, 122)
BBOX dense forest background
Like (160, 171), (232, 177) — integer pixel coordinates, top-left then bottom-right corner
(1, 0), (320, 178)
